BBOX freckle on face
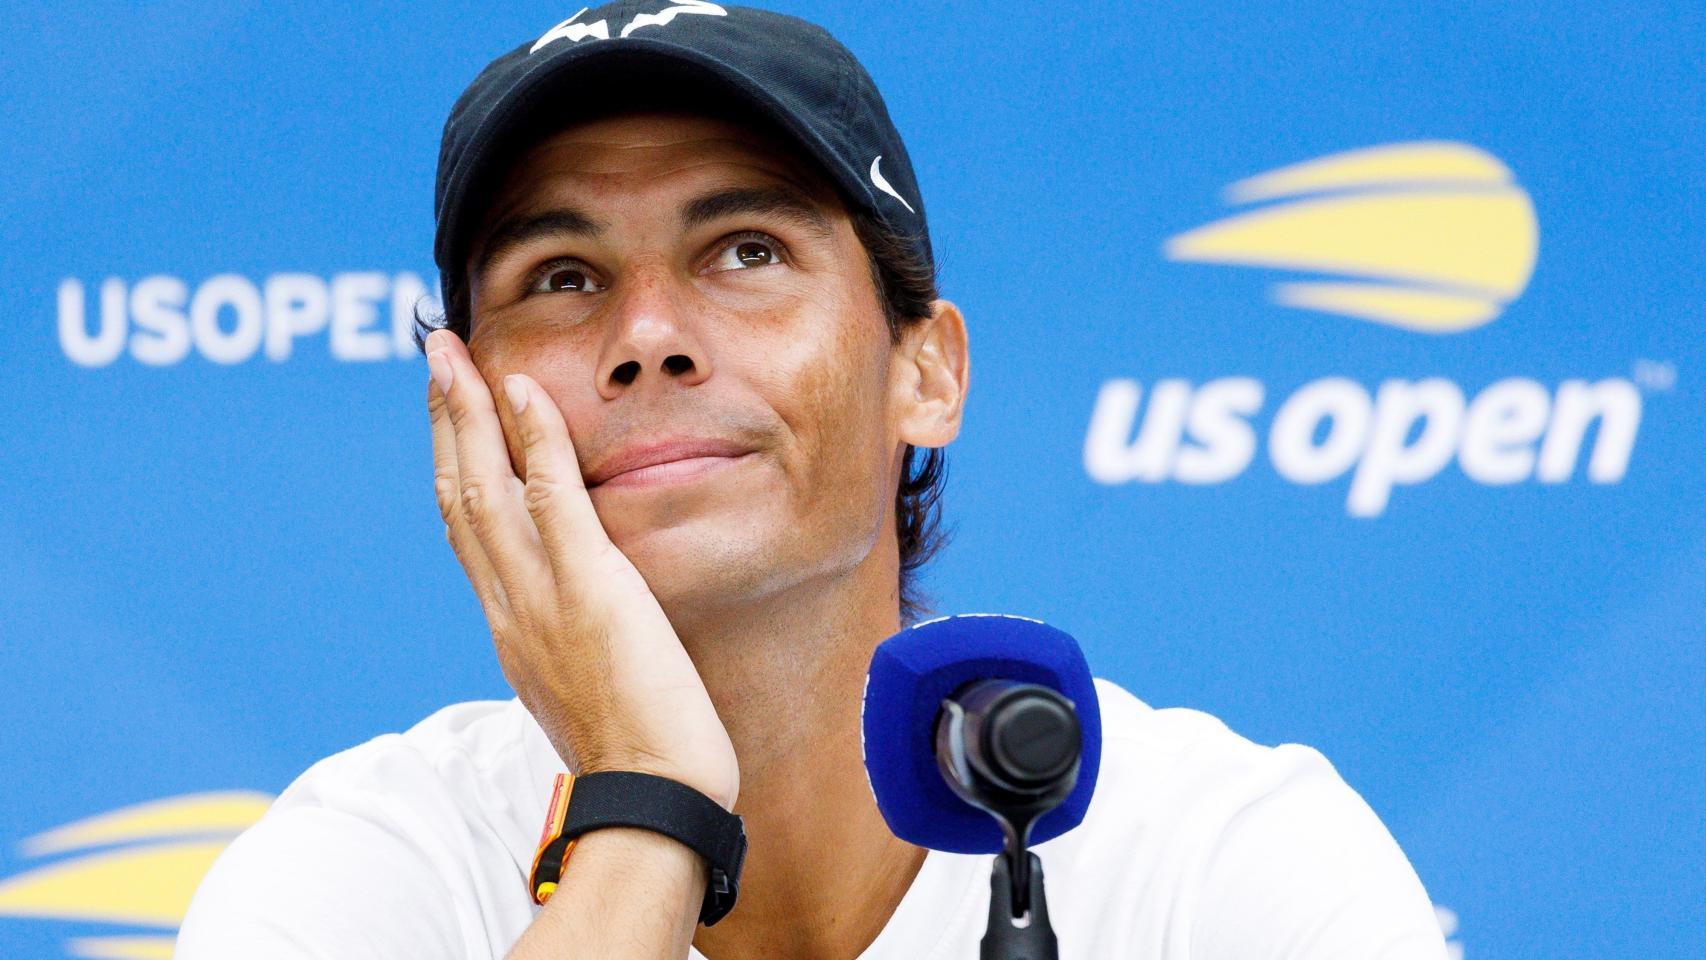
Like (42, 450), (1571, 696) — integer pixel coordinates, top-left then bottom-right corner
(464, 112), (904, 612)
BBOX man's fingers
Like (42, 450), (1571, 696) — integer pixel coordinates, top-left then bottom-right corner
(501, 373), (622, 586)
(428, 367), (509, 620)
(427, 365), (464, 524)
(426, 331), (552, 599)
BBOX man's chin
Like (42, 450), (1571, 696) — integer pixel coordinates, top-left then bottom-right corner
(606, 516), (781, 610)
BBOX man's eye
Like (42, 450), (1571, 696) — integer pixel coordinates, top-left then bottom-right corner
(529, 262), (604, 294)
(708, 234), (782, 272)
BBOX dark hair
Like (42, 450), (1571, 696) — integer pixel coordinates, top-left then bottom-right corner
(415, 208), (950, 623)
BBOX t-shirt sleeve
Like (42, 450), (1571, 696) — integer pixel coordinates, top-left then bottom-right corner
(175, 805), (470, 960)
(1187, 746), (1447, 960)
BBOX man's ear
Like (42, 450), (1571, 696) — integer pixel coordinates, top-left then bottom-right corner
(892, 298), (970, 449)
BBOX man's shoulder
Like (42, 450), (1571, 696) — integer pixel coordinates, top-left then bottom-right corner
(1089, 676), (1329, 784)
(1044, 679), (1444, 958)
(1060, 677), (1362, 861)
(200, 697), (551, 896)
(178, 698), (555, 959)
(274, 697), (545, 807)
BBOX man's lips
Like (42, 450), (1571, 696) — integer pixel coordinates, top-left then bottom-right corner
(584, 438), (756, 489)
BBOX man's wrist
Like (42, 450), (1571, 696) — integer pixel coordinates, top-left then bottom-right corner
(531, 771), (748, 926)
(568, 826), (710, 888)
(529, 828), (707, 951)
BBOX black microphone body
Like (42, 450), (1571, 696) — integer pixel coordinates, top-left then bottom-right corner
(937, 679), (1082, 959)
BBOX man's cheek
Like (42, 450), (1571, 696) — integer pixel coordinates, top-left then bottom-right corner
(784, 359), (891, 530)
(491, 330), (589, 392)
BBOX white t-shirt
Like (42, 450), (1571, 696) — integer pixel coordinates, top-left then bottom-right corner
(178, 679), (1447, 959)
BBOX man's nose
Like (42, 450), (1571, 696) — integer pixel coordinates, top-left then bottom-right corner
(594, 270), (712, 399)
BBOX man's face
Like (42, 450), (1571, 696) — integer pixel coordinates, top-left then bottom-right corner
(464, 112), (907, 613)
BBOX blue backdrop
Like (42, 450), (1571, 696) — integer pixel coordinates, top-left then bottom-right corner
(4, 3), (1702, 958)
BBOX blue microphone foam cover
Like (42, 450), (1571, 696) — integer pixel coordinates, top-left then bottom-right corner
(862, 614), (1102, 853)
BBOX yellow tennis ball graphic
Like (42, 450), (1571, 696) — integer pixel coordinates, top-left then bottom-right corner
(0, 792), (272, 959)
(1164, 141), (1539, 333)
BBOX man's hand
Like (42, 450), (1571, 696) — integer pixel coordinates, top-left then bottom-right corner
(425, 329), (739, 811)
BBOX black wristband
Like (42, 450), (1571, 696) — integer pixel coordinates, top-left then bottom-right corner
(558, 771), (747, 926)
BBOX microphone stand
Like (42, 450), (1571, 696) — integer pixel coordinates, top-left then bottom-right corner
(980, 816), (1057, 960)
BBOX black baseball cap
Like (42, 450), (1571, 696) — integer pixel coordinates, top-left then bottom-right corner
(433, 1), (933, 310)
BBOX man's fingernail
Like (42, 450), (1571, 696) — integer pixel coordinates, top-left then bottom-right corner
(504, 375), (530, 414)
(428, 351), (454, 393)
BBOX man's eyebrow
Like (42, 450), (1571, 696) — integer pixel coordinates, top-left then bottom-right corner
(472, 206), (606, 278)
(680, 185), (834, 238)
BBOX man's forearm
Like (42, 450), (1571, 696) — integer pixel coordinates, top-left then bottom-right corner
(507, 827), (707, 959)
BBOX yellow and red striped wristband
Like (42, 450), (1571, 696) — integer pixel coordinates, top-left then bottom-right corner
(528, 773), (577, 904)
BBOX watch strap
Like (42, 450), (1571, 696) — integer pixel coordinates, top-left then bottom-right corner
(529, 770), (747, 926)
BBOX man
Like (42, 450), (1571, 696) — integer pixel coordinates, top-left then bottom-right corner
(179, 3), (1447, 957)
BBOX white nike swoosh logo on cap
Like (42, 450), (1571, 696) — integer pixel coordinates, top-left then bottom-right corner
(870, 156), (916, 214)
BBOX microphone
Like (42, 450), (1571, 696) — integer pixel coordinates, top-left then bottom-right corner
(863, 615), (1102, 959)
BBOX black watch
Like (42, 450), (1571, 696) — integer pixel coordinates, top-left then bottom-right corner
(529, 771), (747, 926)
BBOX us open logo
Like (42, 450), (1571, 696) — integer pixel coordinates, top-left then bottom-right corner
(56, 272), (438, 367)
(1084, 141), (1649, 517)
